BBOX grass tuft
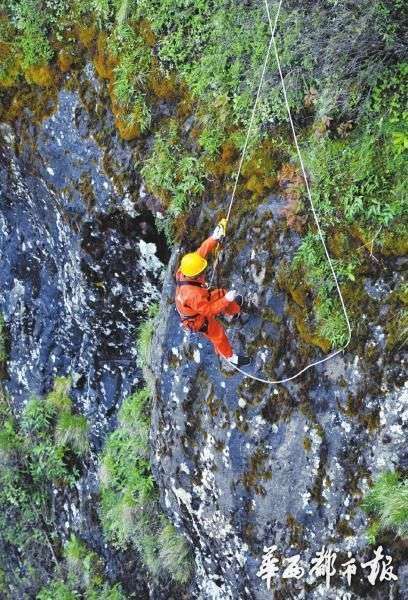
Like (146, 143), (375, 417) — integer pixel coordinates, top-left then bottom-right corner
(158, 519), (194, 584)
(362, 471), (408, 542)
(136, 303), (159, 370)
(55, 412), (89, 455)
(46, 376), (72, 413)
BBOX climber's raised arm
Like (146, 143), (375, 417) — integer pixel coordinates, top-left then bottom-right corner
(196, 218), (227, 258)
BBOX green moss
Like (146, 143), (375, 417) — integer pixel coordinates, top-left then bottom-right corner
(366, 520), (381, 545)
(395, 282), (408, 305)
(377, 226), (408, 256)
(240, 138), (282, 197)
(327, 231), (350, 258)
(157, 520), (193, 584)
(37, 581), (77, 600)
(336, 518), (355, 537)
(291, 304), (332, 352)
(262, 307), (283, 326)
(386, 306), (408, 351)
(1, 84), (59, 124)
(277, 257), (342, 352)
(241, 447), (272, 496)
(303, 437), (312, 451)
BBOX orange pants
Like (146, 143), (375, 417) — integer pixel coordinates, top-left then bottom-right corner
(202, 289), (240, 358)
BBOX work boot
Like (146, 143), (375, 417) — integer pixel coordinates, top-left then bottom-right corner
(230, 354), (251, 367)
(235, 294), (243, 307)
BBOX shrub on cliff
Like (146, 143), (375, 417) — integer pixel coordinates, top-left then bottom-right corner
(99, 387), (193, 584)
(290, 62), (407, 348)
(4, 0), (53, 71)
(37, 535), (127, 599)
(141, 121), (206, 241)
(0, 379), (89, 593)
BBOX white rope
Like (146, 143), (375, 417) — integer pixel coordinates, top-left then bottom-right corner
(219, 0), (352, 385)
(208, 0), (283, 287)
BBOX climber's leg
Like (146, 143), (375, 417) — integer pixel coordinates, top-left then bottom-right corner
(203, 318), (233, 358)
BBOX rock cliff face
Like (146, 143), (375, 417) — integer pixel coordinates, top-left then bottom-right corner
(0, 55), (406, 600)
(150, 196), (407, 599)
(0, 66), (167, 427)
(0, 66), (168, 596)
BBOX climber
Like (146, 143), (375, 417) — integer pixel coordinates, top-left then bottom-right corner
(175, 219), (250, 367)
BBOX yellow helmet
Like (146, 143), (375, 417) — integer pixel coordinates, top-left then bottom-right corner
(179, 252), (208, 277)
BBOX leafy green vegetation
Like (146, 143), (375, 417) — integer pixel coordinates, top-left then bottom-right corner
(99, 387), (193, 584)
(1, 0), (405, 252)
(136, 1), (270, 129)
(291, 63), (407, 348)
(107, 22), (152, 133)
(363, 471), (408, 542)
(13, 0), (54, 70)
(302, 63), (407, 229)
(101, 307), (192, 584)
(141, 120), (206, 241)
(292, 233), (355, 348)
(0, 379), (124, 596)
(385, 282), (408, 351)
(109, 24), (150, 105)
(37, 535), (127, 600)
(0, 378), (89, 594)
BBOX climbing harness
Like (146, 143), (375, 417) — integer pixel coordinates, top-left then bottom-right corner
(213, 0), (352, 385)
(175, 279), (210, 333)
(176, 281), (206, 289)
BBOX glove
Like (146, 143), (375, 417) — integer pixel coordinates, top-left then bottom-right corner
(212, 218), (227, 241)
(225, 290), (237, 302)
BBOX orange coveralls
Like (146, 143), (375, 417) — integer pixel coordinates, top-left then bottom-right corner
(175, 237), (240, 358)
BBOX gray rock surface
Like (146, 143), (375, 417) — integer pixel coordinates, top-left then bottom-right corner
(0, 65), (169, 597)
(150, 197), (407, 599)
